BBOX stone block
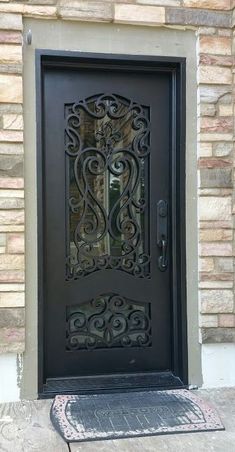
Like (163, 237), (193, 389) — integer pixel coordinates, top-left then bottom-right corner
(199, 315), (218, 328)
(0, 254), (24, 271)
(200, 168), (232, 188)
(7, 233), (24, 254)
(200, 289), (233, 313)
(0, 143), (23, 155)
(0, 234), (6, 247)
(200, 280), (233, 289)
(198, 158), (232, 168)
(199, 143), (212, 157)
(0, 210), (24, 225)
(0, 178), (24, 189)
(213, 142), (233, 157)
(200, 229), (232, 241)
(199, 66), (232, 84)
(59, 2), (113, 22)
(0, 45), (22, 65)
(200, 220), (232, 229)
(199, 196), (231, 221)
(219, 104), (233, 116)
(0, 270), (24, 282)
(199, 85), (231, 104)
(199, 133), (233, 141)
(219, 314), (235, 327)
(0, 4), (23, 12)
(0, 75), (22, 103)
(200, 117), (232, 133)
(114, 4), (165, 25)
(200, 54), (233, 67)
(0, 189), (24, 198)
(0, 3), (57, 17)
(200, 36), (231, 55)
(199, 242), (232, 257)
(183, 0), (231, 10)
(0, 31), (22, 44)
(3, 114), (23, 130)
(137, 0), (179, 4)
(218, 29), (231, 37)
(199, 188), (232, 196)
(216, 257), (233, 273)
(0, 307), (24, 328)
(0, 225), (24, 232)
(199, 257), (214, 272)
(0, 198), (24, 209)
(0, 63), (22, 75)
(23, 5), (57, 18)
(232, 8), (235, 28)
(0, 283), (24, 291)
(0, 104), (22, 115)
(198, 27), (216, 35)
(200, 104), (216, 116)
(218, 93), (232, 104)
(166, 8), (231, 28)
(0, 130), (23, 142)
(19, 0), (57, 4)
(200, 272), (233, 281)
(0, 291), (24, 307)
(0, 13), (22, 30)
(0, 327), (25, 353)
(201, 327), (235, 343)
(0, 155), (23, 178)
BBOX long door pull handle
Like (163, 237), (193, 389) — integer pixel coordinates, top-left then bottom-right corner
(157, 200), (168, 272)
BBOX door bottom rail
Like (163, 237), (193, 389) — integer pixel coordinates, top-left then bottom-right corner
(40, 371), (185, 398)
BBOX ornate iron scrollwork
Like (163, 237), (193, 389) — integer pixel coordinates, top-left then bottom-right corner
(66, 293), (151, 350)
(65, 93), (150, 280)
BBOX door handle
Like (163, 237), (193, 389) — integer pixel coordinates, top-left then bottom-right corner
(157, 200), (168, 272)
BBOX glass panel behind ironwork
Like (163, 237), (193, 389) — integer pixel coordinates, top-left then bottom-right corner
(65, 94), (150, 280)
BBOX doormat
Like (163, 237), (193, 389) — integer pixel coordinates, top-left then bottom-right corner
(50, 389), (224, 443)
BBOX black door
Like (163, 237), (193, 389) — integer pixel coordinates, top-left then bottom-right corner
(37, 52), (187, 396)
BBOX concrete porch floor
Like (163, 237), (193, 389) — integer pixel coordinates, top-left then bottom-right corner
(0, 389), (234, 452)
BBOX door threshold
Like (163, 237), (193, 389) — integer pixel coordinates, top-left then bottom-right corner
(40, 371), (185, 398)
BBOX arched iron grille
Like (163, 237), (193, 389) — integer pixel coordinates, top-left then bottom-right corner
(65, 94), (150, 280)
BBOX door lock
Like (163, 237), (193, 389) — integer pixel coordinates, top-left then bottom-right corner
(157, 200), (168, 272)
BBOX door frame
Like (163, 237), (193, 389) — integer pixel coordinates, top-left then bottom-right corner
(36, 50), (187, 398)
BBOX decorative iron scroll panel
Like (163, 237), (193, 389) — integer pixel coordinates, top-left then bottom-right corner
(65, 94), (150, 280)
(66, 293), (151, 350)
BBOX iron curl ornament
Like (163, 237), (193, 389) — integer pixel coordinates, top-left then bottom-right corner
(65, 94), (150, 279)
(66, 293), (152, 350)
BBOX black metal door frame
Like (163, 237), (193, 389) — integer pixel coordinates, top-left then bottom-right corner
(36, 50), (187, 397)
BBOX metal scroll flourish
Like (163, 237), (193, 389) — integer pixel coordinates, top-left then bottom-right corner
(66, 293), (151, 350)
(65, 93), (150, 280)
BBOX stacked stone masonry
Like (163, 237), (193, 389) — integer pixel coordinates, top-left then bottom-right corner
(0, 0), (235, 352)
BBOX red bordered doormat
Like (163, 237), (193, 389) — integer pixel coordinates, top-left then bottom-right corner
(50, 389), (224, 443)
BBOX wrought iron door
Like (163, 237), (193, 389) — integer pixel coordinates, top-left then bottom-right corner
(38, 52), (187, 396)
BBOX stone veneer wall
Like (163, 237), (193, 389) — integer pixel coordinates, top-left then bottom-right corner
(0, 0), (235, 355)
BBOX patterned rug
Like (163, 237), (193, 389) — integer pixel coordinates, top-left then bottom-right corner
(50, 389), (224, 443)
